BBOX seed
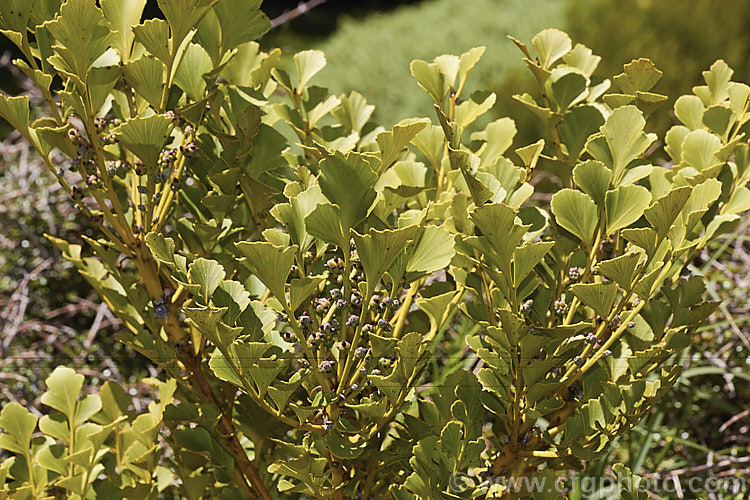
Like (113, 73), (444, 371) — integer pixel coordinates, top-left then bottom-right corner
(319, 359), (336, 373)
(153, 300), (168, 319)
(354, 347), (368, 358)
(298, 313), (312, 326)
(568, 266), (581, 281)
(336, 341), (350, 351)
(554, 298), (568, 315)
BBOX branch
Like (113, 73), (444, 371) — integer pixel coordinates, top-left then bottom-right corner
(270, 0), (329, 29)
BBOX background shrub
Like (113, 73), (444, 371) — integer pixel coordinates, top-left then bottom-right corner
(303, 0), (566, 126)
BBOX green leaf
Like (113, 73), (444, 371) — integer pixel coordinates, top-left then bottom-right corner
(333, 91), (375, 135)
(457, 46), (485, 92)
(411, 124), (445, 169)
(188, 258), (226, 303)
(346, 398), (387, 420)
(699, 59), (733, 105)
(377, 118), (430, 170)
(570, 282), (618, 318)
(605, 185), (651, 234)
(0, 403), (38, 455)
(318, 151), (377, 232)
(559, 105), (605, 161)
(132, 18), (171, 64)
(702, 104), (734, 139)
(621, 164), (653, 186)
(43, 0), (112, 79)
(600, 105), (653, 182)
(550, 189), (598, 247)
(289, 276), (325, 312)
(326, 429), (368, 460)
(157, 0), (216, 50)
(573, 160), (612, 207)
(622, 227), (658, 256)
(75, 394), (102, 426)
(101, 0), (146, 63)
(613, 58), (662, 94)
(514, 93), (555, 124)
(174, 42), (212, 100)
(665, 125), (690, 163)
(305, 203), (348, 249)
(596, 252), (643, 290)
(644, 187), (692, 239)
(213, 0), (270, 55)
(235, 241), (296, 303)
(184, 306), (236, 349)
(674, 95), (705, 130)
(99, 382), (130, 422)
(0, 0), (32, 33)
(531, 28), (571, 68)
(294, 49), (326, 90)
(455, 91), (495, 129)
(704, 213), (740, 241)
(40, 366), (83, 422)
(87, 64), (121, 114)
(450, 148), (494, 206)
(562, 43), (601, 77)
(405, 225), (455, 279)
(470, 203), (529, 277)
(247, 358), (283, 398)
(546, 67), (588, 113)
(123, 56), (165, 109)
(114, 114), (174, 167)
(397, 331), (425, 378)
(145, 232), (176, 266)
(0, 94), (29, 137)
(410, 58), (445, 104)
(515, 139), (545, 172)
(724, 185), (750, 215)
(471, 118), (516, 168)
(270, 184), (326, 251)
(440, 420), (463, 459)
(39, 413), (69, 444)
(354, 226), (419, 296)
(681, 129), (722, 170)
(513, 241), (555, 284)
(212, 280), (251, 324)
(417, 290), (460, 333)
